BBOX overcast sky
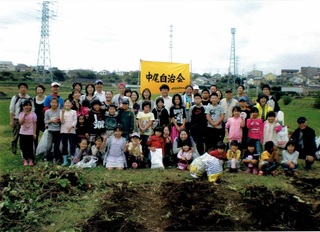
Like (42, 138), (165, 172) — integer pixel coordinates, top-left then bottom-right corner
(1, 0), (320, 75)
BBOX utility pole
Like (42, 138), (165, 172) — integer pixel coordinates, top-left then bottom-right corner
(228, 28), (236, 90)
(36, 1), (56, 82)
(169, 25), (173, 62)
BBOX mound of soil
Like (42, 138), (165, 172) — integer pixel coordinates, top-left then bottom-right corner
(81, 178), (320, 231)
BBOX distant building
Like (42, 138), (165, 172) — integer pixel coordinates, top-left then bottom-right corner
(263, 73), (277, 82)
(248, 70), (263, 77)
(15, 63), (32, 72)
(281, 69), (299, 78)
(301, 66), (320, 78)
(98, 70), (110, 75)
(0, 61), (15, 71)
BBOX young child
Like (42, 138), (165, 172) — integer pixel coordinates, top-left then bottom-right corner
(246, 107), (264, 155)
(147, 126), (165, 167)
(89, 135), (107, 165)
(73, 138), (89, 165)
(81, 99), (90, 118)
(189, 93), (206, 155)
(137, 101), (155, 157)
(226, 140), (241, 172)
(60, 99), (77, 166)
(76, 114), (89, 144)
(118, 97), (135, 141)
(105, 103), (119, 138)
(177, 140), (193, 169)
(170, 94), (186, 143)
(259, 141), (280, 176)
(263, 111), (282, 147)
(281, 140), (299, 176)
(225, 106), (245, 148)
(19, 99), (37, 166)
(103, 124), (129, 170)
(127, 132), (144, 169)
(205, 93), (225, 151)
(44, 98), (61, 163)
(152, 97), (170, 128)
(242, 139), (260, 174)
(209, 141), (227, 168)
(88, 99), (105, 142)
(162, 125), (173, 167)
(238, 96), (251, 149)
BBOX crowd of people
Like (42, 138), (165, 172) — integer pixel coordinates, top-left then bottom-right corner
(9, 80), (318, 176)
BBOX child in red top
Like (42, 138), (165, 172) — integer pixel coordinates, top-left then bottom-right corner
(147, 126), (165, 154)
(246, 107), (264, 155)
(209, 141), (227, 168)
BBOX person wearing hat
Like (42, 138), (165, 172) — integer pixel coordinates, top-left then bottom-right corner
(118, 97), (135, 141)
(9, 82), (34, 155)
(127, 132), (143, 168)
(220, 88), (238, 123)
(156, 84), (172, 113)
(94, 79), (106, 103)
(193, 85), (200, 95)
(43, 82), (64, 112)
(290, 116), (317, 170)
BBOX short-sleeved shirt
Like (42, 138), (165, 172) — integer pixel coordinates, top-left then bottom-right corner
(136, 111), (155, 136)
(205, 104), (225, 128)
(170, 106), (186, 125)
(19, 112), (37, 135)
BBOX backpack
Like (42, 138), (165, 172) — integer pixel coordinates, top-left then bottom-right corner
(14, 94), (33, 113)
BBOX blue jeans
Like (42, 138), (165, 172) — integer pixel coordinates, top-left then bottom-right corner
(248, 138), (262, 155)
(61, 133), (76, 157)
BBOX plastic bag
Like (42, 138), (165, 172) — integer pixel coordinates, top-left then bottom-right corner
(75, 156), (98, 168)
(36, 129), (48, 156)
(189, 152), (212, 178)
(150, 148), (164, 169)
(152, 119), (160, 129)
(277, 126), (289, 148)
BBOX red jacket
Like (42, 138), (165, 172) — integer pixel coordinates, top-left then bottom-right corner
(147, 135), (165, 154)
(209, 149), (227, 160)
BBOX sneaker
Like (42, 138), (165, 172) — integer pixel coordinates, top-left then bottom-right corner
(29, 160), (34, 166)
(253, 168), (259, 175)
(132, 162), (138, 169)
(258, 171), (264, 176)
(23, 159), (28, 166)
(271, 171), (278, 176)
(245, 167), (251, 173)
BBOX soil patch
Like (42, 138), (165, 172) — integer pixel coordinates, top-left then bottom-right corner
(81, 179), (320, 231)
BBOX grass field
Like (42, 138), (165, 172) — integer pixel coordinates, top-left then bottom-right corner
(1, 89), (320, 231)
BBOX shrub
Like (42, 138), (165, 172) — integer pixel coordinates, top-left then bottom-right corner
(313, 92), (320, 109)
(282, 96), (293, 105)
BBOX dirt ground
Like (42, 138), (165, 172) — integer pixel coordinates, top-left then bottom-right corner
(82, 176), (320, 231)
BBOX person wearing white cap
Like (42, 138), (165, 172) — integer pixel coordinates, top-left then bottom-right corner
(43, 82), (64, 112)
(193, 85), (200, 95)
(94, 79), (106, 103)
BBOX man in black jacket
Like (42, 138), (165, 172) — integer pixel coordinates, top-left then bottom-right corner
(262, 84), (280, 113)
(290, 117), (316, 169)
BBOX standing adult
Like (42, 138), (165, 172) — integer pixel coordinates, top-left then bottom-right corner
(235, 85), (252, 108)
(220, 88), (238, 123)
(138, 88), (155, 111)
(181, 85), (194, 131)
(290, 117), (317, 170)
(131, 91), (140, 115)
(193, 85), (200, 95)
(71, 89), (82, 116)
(201, 88), (211, 106)
(94, 79), (106, 103)
(43, 82), (64, 111)
(80, 83), (98, 105)
(112, 82), (126, 108)
(9, 82), (34, 155)
(157, 84), (172, 113)
(68, 82), (83, 100)
(34, 84), (46, 149)
(210, 84), (217, 94)
(102, 90), (115, 111)
(261, 84), (280, 113)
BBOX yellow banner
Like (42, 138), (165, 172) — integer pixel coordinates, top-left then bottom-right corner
(140, 60), (190, 94)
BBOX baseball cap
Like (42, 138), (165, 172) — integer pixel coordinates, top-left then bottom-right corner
(122, 97), (129, 104)
(238, 96), (247, 102)
(95, 79), (103, 85)
(297, 116), (307, 124)
(225, 88), (233, 93)
(51, 82), (60, 87)
(193, 85), (200, 90)
(131, 132), (140, 139)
